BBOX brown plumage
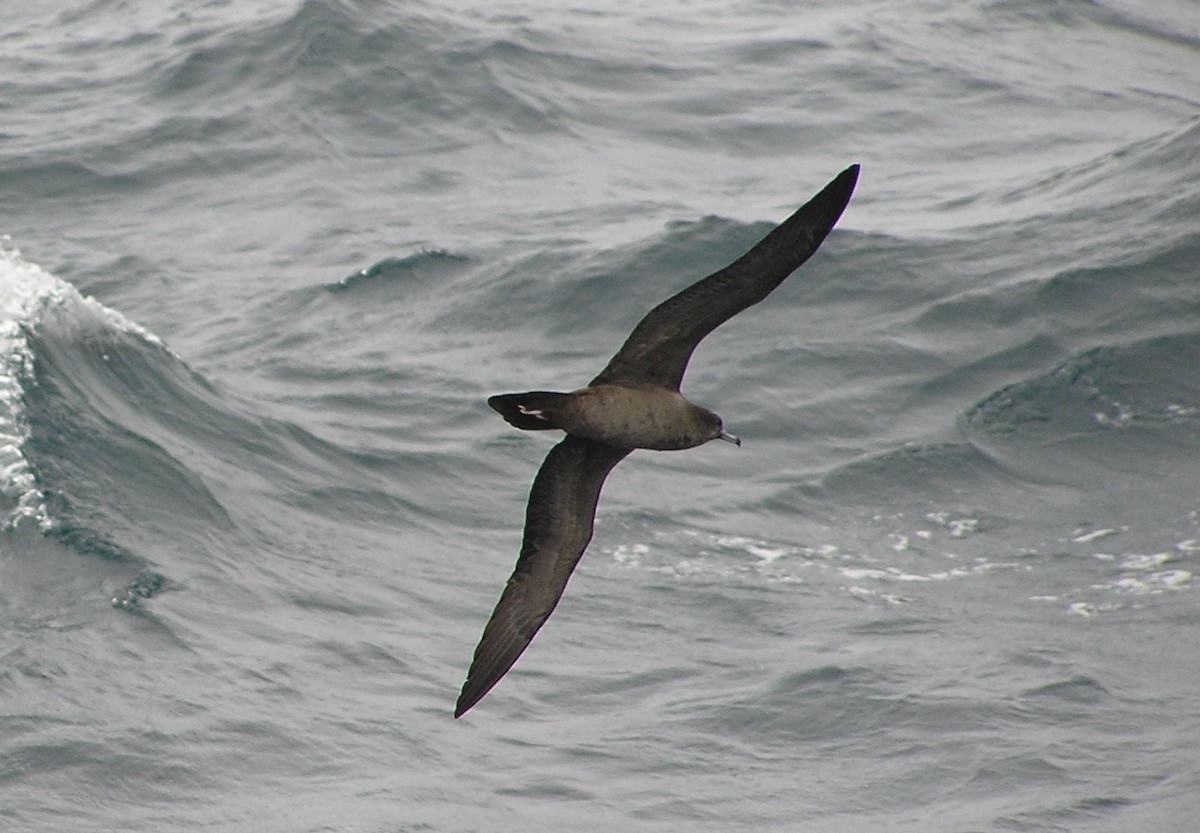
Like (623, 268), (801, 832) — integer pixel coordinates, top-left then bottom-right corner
(456, 165), (860, 717)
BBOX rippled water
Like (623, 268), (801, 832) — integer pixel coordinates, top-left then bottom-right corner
(2, 1), (1198, 831)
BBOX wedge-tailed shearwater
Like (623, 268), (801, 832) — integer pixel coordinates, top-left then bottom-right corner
(456, 165), (859, 717)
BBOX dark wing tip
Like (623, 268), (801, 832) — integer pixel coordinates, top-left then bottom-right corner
(454, 584), (539, 718)
(456, 671), (486, 717)
(455, 687), (481, 718)
(455, 669), (490, 717)
(455, 654), (509, 718)
(453, 439), (631, 718)
(811, 163), (860, 231)
(589, 163), (861, 389)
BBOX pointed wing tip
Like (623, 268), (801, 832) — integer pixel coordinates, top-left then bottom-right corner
(828, 163), (861, 205)
(454, 652), (509, 718)
(801, 163), (860, 240)
(454, 674), (493, 718)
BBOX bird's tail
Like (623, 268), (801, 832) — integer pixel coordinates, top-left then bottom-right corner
(487, 391), (570, 431)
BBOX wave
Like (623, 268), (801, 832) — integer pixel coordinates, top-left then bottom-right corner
(0, 245), (426, 606)
(962, 332), (1200, 469)
(777, 327), (1200, 563)
(328, 249), (470, 293)
(147, 0), (572, 150)
(1, 243), (170, 531)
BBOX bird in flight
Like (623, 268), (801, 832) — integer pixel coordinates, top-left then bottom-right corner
(457, 165), (859, 717)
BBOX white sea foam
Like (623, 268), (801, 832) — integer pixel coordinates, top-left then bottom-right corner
(1154, 570), (1192, 589)
(609, 530), (823, 577)
(1073, 528), (1117, 543)
(0, 242), (166, 529)
(1119, 552), (1173, 571)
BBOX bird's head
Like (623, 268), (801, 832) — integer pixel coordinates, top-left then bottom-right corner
(701, 408), (741, 447)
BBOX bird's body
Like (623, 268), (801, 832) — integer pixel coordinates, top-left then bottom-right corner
(456, 165), (860, 717)
(489, 385), (733, 451)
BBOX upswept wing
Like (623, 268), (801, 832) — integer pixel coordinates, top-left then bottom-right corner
(591, 164), (859, 390)
(456, 436), (631, 717)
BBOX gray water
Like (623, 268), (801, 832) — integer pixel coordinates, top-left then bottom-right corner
(2, 1), (1199, 830)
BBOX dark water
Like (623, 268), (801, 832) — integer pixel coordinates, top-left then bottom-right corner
(2, 1), (1198, 830)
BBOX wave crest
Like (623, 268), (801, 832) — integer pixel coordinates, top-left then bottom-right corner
(1, 242), (169, 529)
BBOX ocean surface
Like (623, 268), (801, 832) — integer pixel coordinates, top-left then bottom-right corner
(2, 1), (1199, 830)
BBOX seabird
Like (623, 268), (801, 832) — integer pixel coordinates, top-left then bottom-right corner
(456, 165), (860, 717)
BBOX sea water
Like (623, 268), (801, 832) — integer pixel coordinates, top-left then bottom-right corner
(2, 1), (1198, 830)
